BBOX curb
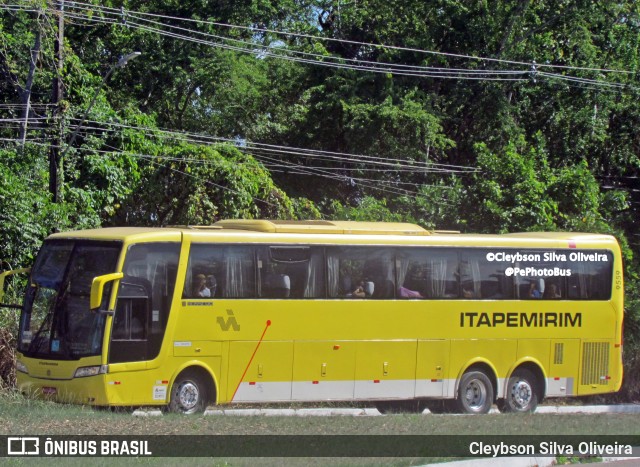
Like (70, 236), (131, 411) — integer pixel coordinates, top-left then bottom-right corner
(133, 404), (640, 417)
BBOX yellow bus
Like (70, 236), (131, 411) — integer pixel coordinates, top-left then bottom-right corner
(3, 220), (623, 414)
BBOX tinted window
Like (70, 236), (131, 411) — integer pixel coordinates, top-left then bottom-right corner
(327, 247), (395, 299)
(460, 250), (513, 300)
(396, 248), (457, 299)
(110, 243), (180, 364)
(483, 249), (613, 301)
(566, 250), (613, 300)
(258, 246), (325, 298)
(185, 244), (256, 298)
(19, 241), (121, 360)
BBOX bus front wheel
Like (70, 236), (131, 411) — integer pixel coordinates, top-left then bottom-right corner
(498, 369), (539, 413)
(456, 370), (494, 414)
(168, 370), (209, 414)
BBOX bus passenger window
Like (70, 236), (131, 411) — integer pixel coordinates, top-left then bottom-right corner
(397, 248), (457, 299)
(185, 245), (256, 298)
(460, 249), (515, 299)
(567, 252), (613, 300)
(257, 246), (324, 299)
(263, 273), (291, 298)
(544, 282), (562, 299)
(327, 247), (393, 299)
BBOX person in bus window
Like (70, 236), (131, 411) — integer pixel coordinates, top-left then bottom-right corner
(545, 283), (561, 299)
(398, 286), (423, 298)
(529, 280), (543, 299)
(206, 275), (217, 297)
(351, 280), (374, 298)
(192, 274), (211, 298)
(462, 286), (475, 298)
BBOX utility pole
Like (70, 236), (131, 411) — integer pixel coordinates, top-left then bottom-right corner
(18, 11), (42, 149)
(49, 0), (64, 202)
(60, 52), (141, 161)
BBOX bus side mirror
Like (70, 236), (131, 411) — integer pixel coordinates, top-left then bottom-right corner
(0, 268), (30, 309)
(90, 272), (124, 313)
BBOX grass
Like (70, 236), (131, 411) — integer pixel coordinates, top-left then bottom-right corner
(2, 390), (640, 436)
(1, 390), (639, 466)
(1, 392), (639, 436)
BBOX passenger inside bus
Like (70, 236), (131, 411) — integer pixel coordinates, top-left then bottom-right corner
(206, 275), (217, 298)
(398, 286), (423, 298)
(529, 279), (544, 299)
(544, 282), (561, 299)
(263, 273), (291, 298)
(462, 286), (476, 298)
(350, 280), (374, 298)
(192, 273), (211, 298)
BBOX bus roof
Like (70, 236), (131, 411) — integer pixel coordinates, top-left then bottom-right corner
(45, 221), (619, 251)
(213, 219), (432, 235)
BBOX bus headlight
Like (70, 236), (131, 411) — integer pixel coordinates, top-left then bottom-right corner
(16, 360), (28, 374)
(74, 365), (108, 378)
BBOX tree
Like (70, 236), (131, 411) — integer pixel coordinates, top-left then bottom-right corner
(113, 142), (316, 226)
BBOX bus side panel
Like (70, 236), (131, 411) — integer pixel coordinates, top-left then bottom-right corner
(514, 339), (550, 397)
(577, 339), (618, 396)
(415, 340), (449, 398)
(546, 339), (579, 397)
(227, 341), (293, 402)
(105, 357), (221, 406)
(448, 339), (517, 398)
(354, 340), (417, 400)
(292, 341), (356, 401)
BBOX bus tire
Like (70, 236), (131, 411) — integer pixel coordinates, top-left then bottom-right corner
(499, 369), (539, 413)
(456, 370), (494, 414)
(168, 370), (209, 414)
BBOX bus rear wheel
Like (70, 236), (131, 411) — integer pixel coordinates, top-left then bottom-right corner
(456, 370), (494, 414)
(498, 369), (539, 413)
(168, 370), (209, 414)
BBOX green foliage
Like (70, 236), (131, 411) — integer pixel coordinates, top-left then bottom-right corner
(2, 0), (640, 399)
(467, 138), (557, 232)
(0, 147), (83, 267)
(466, 137), (629, 235)
(328, 196), (408, 223)
(115, 143), (301, 226)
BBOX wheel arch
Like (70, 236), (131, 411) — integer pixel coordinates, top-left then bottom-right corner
(170, 360), (219, 405)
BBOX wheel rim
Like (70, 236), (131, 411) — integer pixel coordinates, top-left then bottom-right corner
(510, 379), (532, 409)
(177, 381), (200, 413)
(463, 378), (487, 412)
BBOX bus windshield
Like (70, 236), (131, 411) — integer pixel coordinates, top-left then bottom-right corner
(18, 240), (121, 360)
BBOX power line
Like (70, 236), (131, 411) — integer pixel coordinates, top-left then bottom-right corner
(4, 3), (632, 90)
(60, 1), (637, 75)
(59, 7), (528, 81)
(1, 136), (458, 204)
(65, 117), (478, 173)
(0, 137), (280, 208)
(54, 122), (460, 198)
